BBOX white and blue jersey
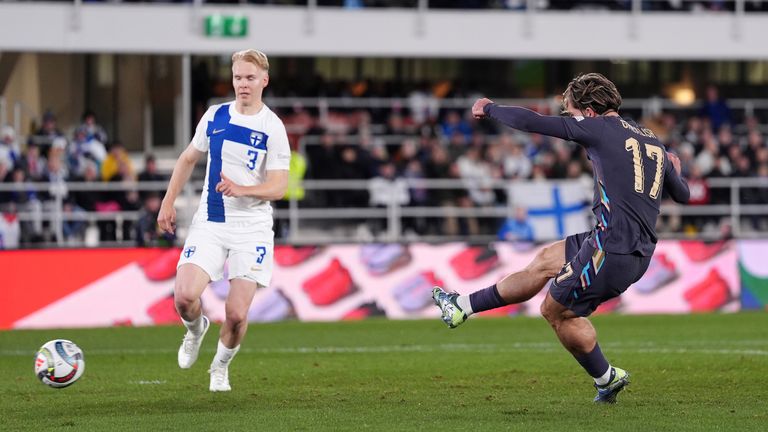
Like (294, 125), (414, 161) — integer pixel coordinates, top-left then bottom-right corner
(191, 102), (291, 223)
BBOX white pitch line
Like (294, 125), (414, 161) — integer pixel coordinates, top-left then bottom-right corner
(2, 342), (767, 357)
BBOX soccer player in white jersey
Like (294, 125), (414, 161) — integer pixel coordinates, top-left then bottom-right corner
(157, 49), (290, 392)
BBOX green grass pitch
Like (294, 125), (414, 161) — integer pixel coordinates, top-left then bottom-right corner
(2, 313), (767, 431)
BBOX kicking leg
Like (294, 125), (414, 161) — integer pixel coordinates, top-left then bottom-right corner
(210, 278), (259, 392)
(540, 293), (629, 404)
(432, 240), (566, 328)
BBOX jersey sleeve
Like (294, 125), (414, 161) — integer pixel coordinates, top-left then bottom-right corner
(484, 104), (605, 147)
(191, 106), (214, 152)
(266, 117), (291, 171)
(663, 155), (690, 204)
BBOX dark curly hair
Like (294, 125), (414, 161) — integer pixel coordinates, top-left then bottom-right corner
(562, 73), (622, 115)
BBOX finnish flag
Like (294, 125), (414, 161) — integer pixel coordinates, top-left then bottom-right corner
(509, 181), (591, 241)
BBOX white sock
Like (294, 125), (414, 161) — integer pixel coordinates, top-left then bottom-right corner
(212, 340), (240, 369)
(456, 295), (474, 315)
(594, 366), (613, 386)
(182, 315), (204, 335)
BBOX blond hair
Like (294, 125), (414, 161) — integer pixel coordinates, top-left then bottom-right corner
(231, 49), (269, 72)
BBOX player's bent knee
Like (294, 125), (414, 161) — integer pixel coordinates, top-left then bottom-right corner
(540, 301), (556, 323)
(540, 295), (567, 325)
(225, 309), (249, 327)
(529, 245), (563, 277)
(174, 291), (198, 311)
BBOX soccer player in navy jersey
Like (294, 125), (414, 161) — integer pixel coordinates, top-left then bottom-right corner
(432, 73), (690, 403)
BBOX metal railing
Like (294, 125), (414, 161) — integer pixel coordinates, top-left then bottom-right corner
(0, 176), (766, 248)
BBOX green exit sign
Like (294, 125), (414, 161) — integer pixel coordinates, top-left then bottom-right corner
(204, 15), (248, 38)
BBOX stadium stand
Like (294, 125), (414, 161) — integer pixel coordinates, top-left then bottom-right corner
(1, 0), (767, 248)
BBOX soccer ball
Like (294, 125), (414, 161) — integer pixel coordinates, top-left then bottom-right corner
(34, 339), (85, 388)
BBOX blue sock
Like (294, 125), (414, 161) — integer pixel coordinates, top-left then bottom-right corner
(468, 284), (506, 313)
(574, 343), (611, 379)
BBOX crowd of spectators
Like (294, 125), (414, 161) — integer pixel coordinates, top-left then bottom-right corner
(2, 84), (767, 248)
(278, 83), (768, 238)
(0, 110), (173, 248)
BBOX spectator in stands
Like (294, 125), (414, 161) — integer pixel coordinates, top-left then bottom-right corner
(3, 167), (43, 243)
(408, 81), (439, 125)
(751, 164), (768, 230)
(350, 109), (375, 139)
(275, 145), (308, 239)
(0, 202), (20, 249)
(69, 160), (98, 209)
(0, 160), (9, 189)
(28, 110), (64, 158)
(305, 131), (340, 207)
(366, 143), (389, 179)
(138, 154), (166, 200)
(683, 164), (710, 231)
(138, 154), (164, 182)
(682, 116), (704, 148)
(695, 135), (721, 176)
(384, 112), (414, 136)
(497, 206), (535, 251)
(71, 159), (115, 241)
(525, 132), (554, 161)
(549, 142), (573, 179)
(422, 145), (457, 235)
(61, 198), (87, 243)
(446, 129), (470, 161)
(336, 146), (370, 209)
(110, 157), (142, 240)
(741, 162), (768, 231)
(743, 130), (765, 162)
(19, 142), (46, 181)
(403, 159), (429, 234)
(441, 110), (473, 142)
(700, 85), (731, 133)
(40, 151), (70, 205)
(501, 135), (532, 180)
(732, 155), (754, 178)
(135, 192), (174, 247)
(457, 146), (494, 207)
(78, 109), (109, 145)
(756, 147), (768, 169)
(68, 125), (107, 176)
(394, 138), (421, 173)
(101, 141), (135, 182)
(716, 124), (735, 149)
(0, 125), (21, 170)
(368, 162), (409, 235)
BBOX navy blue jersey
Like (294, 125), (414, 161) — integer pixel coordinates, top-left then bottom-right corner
(485, 104), (690, 256)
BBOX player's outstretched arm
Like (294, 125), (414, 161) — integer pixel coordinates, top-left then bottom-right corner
(158, 143), (205, 233)
(476, 100), (572, 140)
(664, 152), (690, 204)
(216, 169), (289, 201)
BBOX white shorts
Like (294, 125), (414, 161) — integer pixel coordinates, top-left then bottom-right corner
(177, 219), (274, 287)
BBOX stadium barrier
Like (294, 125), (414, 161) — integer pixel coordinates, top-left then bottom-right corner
(2, 239), (766, 330)
(1, 177), (767, 247)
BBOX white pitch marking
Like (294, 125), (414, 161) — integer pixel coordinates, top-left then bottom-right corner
(2, 342), (767, 357)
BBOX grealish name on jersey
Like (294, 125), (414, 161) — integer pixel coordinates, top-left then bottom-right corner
(619, 119), (657, 139)
(191, 102), (291, 222)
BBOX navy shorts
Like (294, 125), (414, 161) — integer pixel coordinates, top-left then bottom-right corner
(549, 231), (651, 317)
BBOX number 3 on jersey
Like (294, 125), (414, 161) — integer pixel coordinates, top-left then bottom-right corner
(625, 138), (665, 199)
(255, 246), (267, 264)
(247, 149), (259, 170)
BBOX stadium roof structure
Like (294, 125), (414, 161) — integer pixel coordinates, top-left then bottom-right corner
(0, 2), (766, 60)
